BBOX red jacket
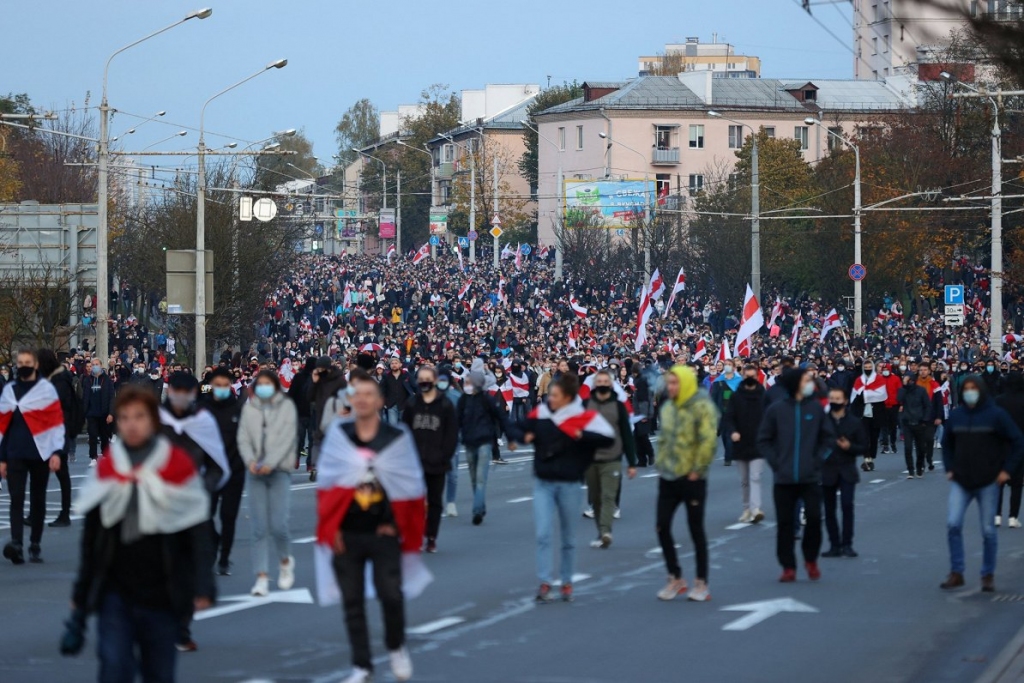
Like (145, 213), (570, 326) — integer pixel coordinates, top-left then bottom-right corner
(883, 373), (903, 408)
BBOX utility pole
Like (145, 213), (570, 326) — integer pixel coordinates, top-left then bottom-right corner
(751, 134), (760, 302)
(397, 169), (402, 258)
(469, 154), (476, 264)
(493, 155), (500, 271)
(555, 165), (563, 280)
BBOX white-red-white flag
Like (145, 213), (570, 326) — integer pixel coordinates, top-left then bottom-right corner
(568, 326), (579, 349)
(662, 266), (686, 318)
(539, 306), (554, 320)
(386, 243), (396, 261)
(514, 243), (522, 271)
(457, 280), (471, 300)
(0, 379), (65, 461)
(635, 270), (662, 352)
(715, 340), (732, 363)
(500, 243), (515, 259)
(768, 298), (784, 329)
(412, 243), (430, 265)
(648, 269), (665, 302)
(790, 312), (803, 350)
(819, 308), (842, 342)
(569, 295), (588, 319)
(692, 338), (707, 361)
(734, 284), (764, 358)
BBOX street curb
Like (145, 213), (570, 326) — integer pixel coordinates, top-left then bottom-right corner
(977, 621), (1024, 683)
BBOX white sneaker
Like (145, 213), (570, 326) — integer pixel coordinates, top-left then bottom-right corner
(89, 460), (97, 468)
(445, 502), (458, 518)
(738, 509), (753, 523)
(589, 539), (604, 548)
(657, 576), (688, 601)
(340, 667), (372, 683)
(996, 515), (1003, 527)
(582, 506), (595, 519)
(251, 575), (269, 597)
(389, 646), (413, 682)
(1010, 517), (1022, 529)
(278, 556), (295, 590)
(613, 507), (621, 519)
(687, 579), (711, 602)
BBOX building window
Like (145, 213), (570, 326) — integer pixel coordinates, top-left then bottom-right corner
(827, 126), (843, 152)
(804, 89), (817, 101)
(689, 124), (704, 149)
(872, 37), (878, 55)
(688, 174), (704, 194)
(654, 125), (674, 150)
(884, 34), (890, 53)
(558, 127), (566, 151)
(466, 138), (478, 154)
(439, 181), (451, 205)
(727, 125), (743, 149)
(655, 173), (671, 202)
(872, 3), (878, 21)
(576, 125), (584, 150)
(441, 144), (454, 163)
(794, 126), (809, 151)
(763, 126), (776, 138)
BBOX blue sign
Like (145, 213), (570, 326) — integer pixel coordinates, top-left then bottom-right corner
(564, 179), (657, 228)
(457, 237), (469, 249)
(520, 244), (532, 256)
(848, 263), (866, 282)
(429, 235), (440, 246)
(468, 230), (478, 241)
(314, 223), (324, 235)
(945, 285), (964, 305)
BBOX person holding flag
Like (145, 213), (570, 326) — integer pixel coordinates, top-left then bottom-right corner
(734, 285), (764, 358)
(662, 266), (686, 319)
(315, 369), (426, 683)
(851, 359), (888, 472)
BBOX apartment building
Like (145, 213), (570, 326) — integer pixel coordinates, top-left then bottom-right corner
(638, 37), (761, 78)
(532, 72), (918, 248)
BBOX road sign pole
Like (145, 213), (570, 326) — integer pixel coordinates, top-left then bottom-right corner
(469, 154), (476, 264)
(853, 148), (862, 334)
(492, 156), (499, 271)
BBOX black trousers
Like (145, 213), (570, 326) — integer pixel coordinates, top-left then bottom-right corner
(53, 435), (74, 515)
(7, 458), (50, 546)
(424, 472), (445, 541)
(656, 478), (708, 581)
(998, 476), (1024, 519)
(904, 423), (931, 473)
(774, 483), (822, 569)
(635, 423), (654, 467)
(822, 479), (856, 548)
(296, 415), (312, 459)
(332, 533), (405, 671)
(863, 410), (883, 459)
(87, 416), (111, 459)
(210, 468), (245, 567)
(881, 406), (899, 450)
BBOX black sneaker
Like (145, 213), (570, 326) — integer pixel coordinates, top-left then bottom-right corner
(28, 545), (42, 563)
(425, 538), (437, 553)
(841, 546), (859, 558)
(309, 469), (317, 483)
(928, 463), (935, 471)
(472, 513), (484, 526)
(492, 458), (509, 465)
(217, 563), (232, 577)
(3, 542), (24, 565)
(916, 469), (925, 478)
(821, 547), (843, 558)
(48, 513), (71, 528)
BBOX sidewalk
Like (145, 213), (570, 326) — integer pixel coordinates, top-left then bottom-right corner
(978, 624), (1024, 683)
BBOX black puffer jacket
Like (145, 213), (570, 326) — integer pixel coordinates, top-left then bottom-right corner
(722, 379), (765, 462)
(523, 399), (614, 483)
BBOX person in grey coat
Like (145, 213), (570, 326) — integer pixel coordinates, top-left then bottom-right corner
(238, 370), (298, 598)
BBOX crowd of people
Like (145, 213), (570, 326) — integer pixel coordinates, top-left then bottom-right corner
(4, 246), (1024, 682)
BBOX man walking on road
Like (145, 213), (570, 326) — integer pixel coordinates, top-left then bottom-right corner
(83, 357), (115, 467)
(940, 376), (1024, 592)
(654, 365), (718, 602)
(583, 369), (637, 549)
(758, 368), (835, 583)
(203, 368), (245, 576)
(724, 363), (767, 524)
(821, 387), (867, 559)
(38, 349), (82, 528)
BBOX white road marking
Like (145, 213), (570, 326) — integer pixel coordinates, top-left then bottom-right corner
(641, 473), (660, 478)
(507, 497), (533, 503)
(870, 479), (885, 484)
(407, 617), (466, 635)
(292, 536), (318, 544)
(552, 573), (591, 586)
(721, 597), (819, 631)
(726, 523), (751, 530)
(194, 588), (313, 621)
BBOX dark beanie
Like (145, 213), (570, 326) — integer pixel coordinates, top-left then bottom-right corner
(779, 367), (806, 397)
(168, 371), (199, 391)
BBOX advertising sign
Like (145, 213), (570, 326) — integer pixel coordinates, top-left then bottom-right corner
(378, 209), (396, 239)
(563, 179), (656, 228)
(429, 208), (448, 235)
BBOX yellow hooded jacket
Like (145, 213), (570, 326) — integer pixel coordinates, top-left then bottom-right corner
(656, 365), (720, 480)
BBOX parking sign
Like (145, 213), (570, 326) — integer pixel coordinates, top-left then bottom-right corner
(945, 285), (964, 305)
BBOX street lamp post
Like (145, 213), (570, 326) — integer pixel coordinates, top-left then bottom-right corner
(598, 131), (653, 282)
(354, 149), (388, 255)
(97, 7), (212, 365)
(708, 111), (759, 301)
(806, 117), (862, 333)
(521, 119), (564, 280)
(196, 58), (287, 371)
(397, 139), (435, 258)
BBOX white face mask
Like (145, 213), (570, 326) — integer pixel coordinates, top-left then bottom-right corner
(801, 382), (815, 398)
(882, 370), (890, 377)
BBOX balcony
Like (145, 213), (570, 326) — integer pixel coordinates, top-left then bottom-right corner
(652, 147), (680, 165)
(436, 162), (455, 179)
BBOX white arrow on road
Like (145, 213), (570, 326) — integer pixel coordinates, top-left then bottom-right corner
(194, 588), (314, 621)
(720, 598), (818, 631)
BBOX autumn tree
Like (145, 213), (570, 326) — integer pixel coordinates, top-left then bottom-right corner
(519, 82), (583, 189)
(335, 98), (380, 166)
(250, 129), (319, 192)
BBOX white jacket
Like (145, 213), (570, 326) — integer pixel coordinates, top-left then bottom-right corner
(238, 391), (298, 472)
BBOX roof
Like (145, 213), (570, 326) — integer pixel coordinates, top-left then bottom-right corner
(428, 94), (539, 145)
(797, 78), (916, 111)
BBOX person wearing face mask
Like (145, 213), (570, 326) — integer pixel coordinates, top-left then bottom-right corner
(202, 368), (245, 576)
(82, 358), (116, 468)
(437, 373), (463, 518)
(159, 372), (230, 652)
(37, 349), (82, 529)
(401, 367), (458, 553)
(0, 348), (65, 564)
(851, 360), (888, 472)
(821, 388), (867, 559)
(238, 370), (298, 597)
(981, 360), (1003, 397)
(723, 364), (767, 524)
(757, 368), (836, 583)
(940, 377), (1024, 592)
(711, 363), (741, 466)
(951, 363), (971, 409)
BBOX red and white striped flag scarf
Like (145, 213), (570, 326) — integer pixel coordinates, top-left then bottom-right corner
(852, 372), (888, 404)
(315, 422), (430, 605)
(0, 379), (65, 461)
(529, 397), (615, 441)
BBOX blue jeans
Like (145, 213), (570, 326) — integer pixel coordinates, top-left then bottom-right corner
(466, 443), (491, 516)
(445, 448), (460, 505)
(248, 469), (292, 576)
(533, 478), (583, 586)
(98, 591), (178, 683)
(383, 405), (401, 425)
(948, 481), (999, 577)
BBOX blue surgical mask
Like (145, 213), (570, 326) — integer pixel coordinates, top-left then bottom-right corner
(254, 384), (275, 400)
(91, 366), (102, 376)
(963, 389), (980, 407)
(212, 386), (232, 401)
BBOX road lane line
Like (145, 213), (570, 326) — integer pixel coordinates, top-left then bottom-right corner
(507, 497), (533, 503)
(407, 617), (466, 635)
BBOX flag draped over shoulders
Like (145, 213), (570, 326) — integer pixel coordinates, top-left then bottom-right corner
(0, 379), (65, 460)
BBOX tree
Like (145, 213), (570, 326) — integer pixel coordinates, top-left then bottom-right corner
(251, 130), (319, 192)
(447, 134), (534, 244)
(0, 265), (76, 362)
(335, 98), (380, 166)
(648, 52), (687, 76)
(519, 82), (582, 189)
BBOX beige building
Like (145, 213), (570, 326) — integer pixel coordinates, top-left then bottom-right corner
(852, 0), (1022, 79)
(532, 72), (919, 249)
(639, 37), (761, 78)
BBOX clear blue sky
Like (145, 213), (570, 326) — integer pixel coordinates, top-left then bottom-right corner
(6, 0), (855, 165)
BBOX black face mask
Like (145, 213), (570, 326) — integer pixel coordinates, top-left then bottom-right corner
(829, 402), (846, 413)
(594, 386), (613, 397)
(418, 382), (435, 393)
(742, 377), (758, 387)
(16, 366), (34, 380)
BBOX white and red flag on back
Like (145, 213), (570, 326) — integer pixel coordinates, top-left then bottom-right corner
(315, 422), (430, 605)
(662, 266), (686, 318)
(0, 379), (65, 460)
(1005, 333), (1022, 345)
(852, 370), (888, 404)
(278, 358), (295, 390)
(819, 308), (842, 342)
(693, 338), (707, 361)
(529, 397), (615, 441)
(569, 295), (588, 319)
(412, 243), (430, 265)
(734, 284), (764, 358)
(568, 325), (579, 349)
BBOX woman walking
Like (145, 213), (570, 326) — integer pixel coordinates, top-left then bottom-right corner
(238, 370), (298, 597)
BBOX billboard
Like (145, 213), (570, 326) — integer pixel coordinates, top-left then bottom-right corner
(378, 209), (396, 239)
(563, 179), (655, 228)
(429, 208), (448, 235)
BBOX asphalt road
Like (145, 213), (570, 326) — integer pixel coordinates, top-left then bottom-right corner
(2, 440), (1024, 683)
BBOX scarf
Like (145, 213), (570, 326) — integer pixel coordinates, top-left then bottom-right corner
(0, 379), (65, 460)
(73, 436), (209, 542)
